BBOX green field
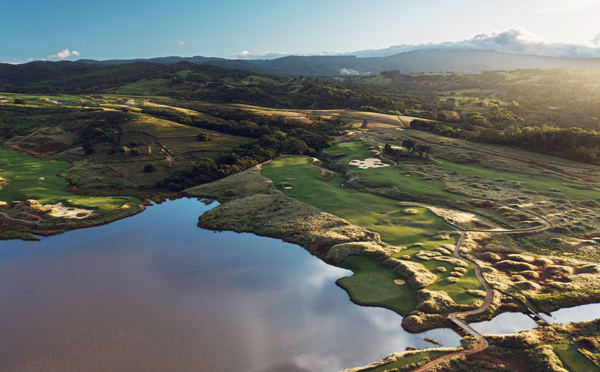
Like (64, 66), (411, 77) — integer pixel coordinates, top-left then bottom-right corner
(262, 155), (484, 307)
(325, 141), (468, 200)
(437, 159), (600, 201)
(338, 256), (419, 315)
(552, 344), (600, 372)
(262, 156), (451, 246)
(0, 148), (140, 212)
(325, 141), (376, 161)
(361, 351), (446, 372)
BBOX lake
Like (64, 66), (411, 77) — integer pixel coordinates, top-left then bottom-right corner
(0, 198), (460, 372)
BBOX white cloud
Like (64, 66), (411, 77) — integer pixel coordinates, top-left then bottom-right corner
(48, 49), (80, 59)
(27, 58), (34, 62)
(178, 39), (186, 46)
(535, 0), (600, 14)
(234, 50), (288, 59)
(352, 27), (600, 59)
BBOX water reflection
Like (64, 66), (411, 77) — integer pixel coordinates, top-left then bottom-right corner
(549, 303), (600, 324)
(471, 312), (538, 335)
(471, 304), (600, 336)
(0, 198), (460, 372)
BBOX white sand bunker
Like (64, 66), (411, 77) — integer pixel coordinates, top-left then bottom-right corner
(394, 279), (406, 285)
(348, 158), (390, 169)
(44, 202), (95, 219)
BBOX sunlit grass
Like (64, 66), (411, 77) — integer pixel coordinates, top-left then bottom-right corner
(262, 156), (484, 308)
(0, 148), (139, 211)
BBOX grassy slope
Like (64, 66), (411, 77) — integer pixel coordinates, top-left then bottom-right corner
(262, 155), (483, 311)
(262, 156), (450, 246)
(338, 256), (419, 315)
(361, 351), (447, 372)
(437, 159), (600, 201)
(0, 148), (139, 211)
(552, 344), (600, 372)
(325, 141), (468, 201)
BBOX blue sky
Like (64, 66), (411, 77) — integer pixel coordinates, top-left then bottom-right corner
(2, 0), (600, 63)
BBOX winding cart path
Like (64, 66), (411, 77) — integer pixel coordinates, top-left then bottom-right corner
(412, 206), (551, 371)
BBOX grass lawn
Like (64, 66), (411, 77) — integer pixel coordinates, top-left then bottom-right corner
(0, 148), (139, 212)
(324, 141), (376, 162)
(437, 159), (600, 201)
(338, 256), (419, 316)
(325, 141), (468, 201)
(262, 156), (484, 306)
(361, 351), (447, 372)
(552, 344), (600, 372)
(262, 156), (451, 246)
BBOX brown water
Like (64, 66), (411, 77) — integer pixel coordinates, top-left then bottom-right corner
(0, 198), (460, 372)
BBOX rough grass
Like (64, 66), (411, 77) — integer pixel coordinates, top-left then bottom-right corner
(326, 141), (469, 200)
(337, 256), (419, 316)
(552, 344), (600, 372)
(361, 351), (447, 372)
(262, 156), (484, 305)
(0, 148), (139, 211)
(262, 156), (451, 246)
(437, 159), (600, 201)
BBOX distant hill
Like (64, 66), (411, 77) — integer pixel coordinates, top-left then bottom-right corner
(0, 60), (416, 112)
(73, 49), (600, 76)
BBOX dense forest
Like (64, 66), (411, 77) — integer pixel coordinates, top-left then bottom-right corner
(411, 119), (600, 164)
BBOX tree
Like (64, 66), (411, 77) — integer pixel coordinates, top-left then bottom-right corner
(415, 144), (432, 157)
(402, 138), (416, 152)
(196, 133), (210, 141)
(143, 164), (156, 173)
(82, 142), (95, 155)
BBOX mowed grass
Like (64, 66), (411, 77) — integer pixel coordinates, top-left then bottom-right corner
(325, 141), (468, 201)
(0, 149), (139, 211)
(324, 141), (377, 162)
(552, 344), (600, 372)
(262, 156), (450, 246)
(438, 159), (600, 201)
(361, 351), (447, 372)
(338, 256), (419, 315)
(262, 156), (484, 306)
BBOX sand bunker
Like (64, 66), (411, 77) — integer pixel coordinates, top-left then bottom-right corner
(394, 279), (406, 285)
(348, 158), (390, 169)
(44, 202), (95, 219)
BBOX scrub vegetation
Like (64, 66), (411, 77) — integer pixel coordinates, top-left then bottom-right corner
(4, 62), (600, 372)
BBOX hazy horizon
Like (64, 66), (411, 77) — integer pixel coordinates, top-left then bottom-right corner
(2, 0), (600, 63)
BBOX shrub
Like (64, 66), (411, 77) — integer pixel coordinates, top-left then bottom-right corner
(196, 133), (210, 141)
(143, 164), (156, 173)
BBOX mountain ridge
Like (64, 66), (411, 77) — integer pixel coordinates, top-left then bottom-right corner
(70, 49), (600, 76)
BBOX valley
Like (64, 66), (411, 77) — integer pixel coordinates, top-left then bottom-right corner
(3, 68), (600, 372)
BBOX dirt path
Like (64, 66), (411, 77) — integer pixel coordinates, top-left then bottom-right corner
(412, 206), (551, 371)
(0, 201), (43, 224)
